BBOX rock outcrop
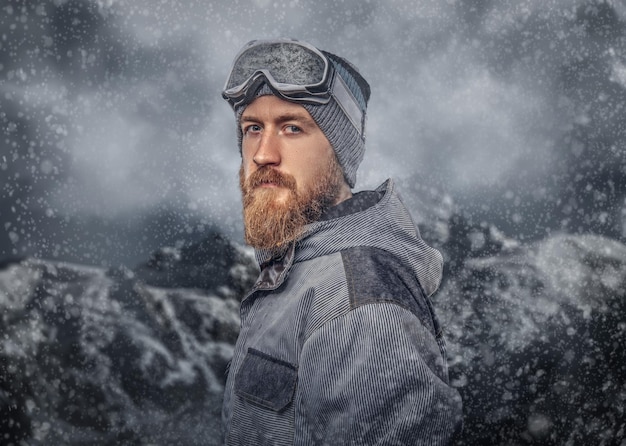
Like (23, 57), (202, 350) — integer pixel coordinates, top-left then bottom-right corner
(0, 234), (257, 445)
(439, 233), (626, 445)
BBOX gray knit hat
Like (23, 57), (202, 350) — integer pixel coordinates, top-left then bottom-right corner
(230, 45), (370, 188)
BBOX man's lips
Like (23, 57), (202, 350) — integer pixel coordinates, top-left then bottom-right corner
(255, 180), (282, 188)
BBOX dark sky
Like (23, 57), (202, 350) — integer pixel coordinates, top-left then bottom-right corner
(1, 0), (625, 266)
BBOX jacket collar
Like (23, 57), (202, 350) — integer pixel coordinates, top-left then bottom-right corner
(250, 179), (443, 297)
(253, 241), (296, 291)
(249, 188), (385, 293)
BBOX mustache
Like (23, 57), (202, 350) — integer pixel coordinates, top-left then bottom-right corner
(246, 167), (297, 191)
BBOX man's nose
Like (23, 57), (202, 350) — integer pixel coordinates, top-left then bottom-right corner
(253, 131), (281, 166)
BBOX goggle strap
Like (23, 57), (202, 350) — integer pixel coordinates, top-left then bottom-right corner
(332, 74), (364, 137)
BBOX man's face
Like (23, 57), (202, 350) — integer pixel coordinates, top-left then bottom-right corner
(238, 95), (348, 250)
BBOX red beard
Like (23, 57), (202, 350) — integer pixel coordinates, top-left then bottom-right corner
(239, 155), (344, 250)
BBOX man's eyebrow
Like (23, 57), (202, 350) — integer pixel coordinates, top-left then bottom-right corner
(274, 113), (312, 123)
(240, 113), (316, 128)
(240, 114), (260, 123)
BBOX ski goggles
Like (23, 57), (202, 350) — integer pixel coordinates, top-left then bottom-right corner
(222, 38), (364, 135)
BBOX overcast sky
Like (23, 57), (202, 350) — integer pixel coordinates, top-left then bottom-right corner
(1, 0), (625, 266)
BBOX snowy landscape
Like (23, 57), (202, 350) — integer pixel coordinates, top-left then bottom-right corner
(1, 1), (625, 444)
(2, 220), (625, 444)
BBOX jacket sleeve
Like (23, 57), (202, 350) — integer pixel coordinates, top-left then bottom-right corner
(296, 303), (463, 445)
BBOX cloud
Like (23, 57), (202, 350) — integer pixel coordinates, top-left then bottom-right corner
(2, 0), (625, 264)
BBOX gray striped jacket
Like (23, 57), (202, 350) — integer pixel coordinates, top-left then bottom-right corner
(222, 179), (463, 445)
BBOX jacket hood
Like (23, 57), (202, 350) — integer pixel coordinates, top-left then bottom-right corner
(254, 179), (443, 297)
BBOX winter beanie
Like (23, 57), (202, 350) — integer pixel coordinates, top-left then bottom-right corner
(232, 47), (370, 188)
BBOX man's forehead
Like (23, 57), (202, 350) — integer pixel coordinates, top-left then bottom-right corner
(240, 95), (316, 123)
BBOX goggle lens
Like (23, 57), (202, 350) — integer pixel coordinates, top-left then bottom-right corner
(225, 41), (327, 91)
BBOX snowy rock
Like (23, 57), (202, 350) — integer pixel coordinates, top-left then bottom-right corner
(439, 233), (626, 445)
(133, 231), (258, 298)
(0, 237), (257, 445)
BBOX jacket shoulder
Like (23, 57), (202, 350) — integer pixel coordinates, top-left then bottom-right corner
(340, 246), (439, 336)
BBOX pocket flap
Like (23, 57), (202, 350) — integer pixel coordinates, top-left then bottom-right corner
(234, 348), (298, 412)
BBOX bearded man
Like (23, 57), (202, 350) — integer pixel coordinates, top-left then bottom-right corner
(221, 38), (463, 445)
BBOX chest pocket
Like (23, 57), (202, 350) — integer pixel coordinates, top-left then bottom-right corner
(234, 348), (298, 412)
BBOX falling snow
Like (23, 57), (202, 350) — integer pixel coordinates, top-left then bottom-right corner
(1, 0), (625, 445)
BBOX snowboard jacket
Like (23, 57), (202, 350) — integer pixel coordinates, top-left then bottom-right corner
(222, 179), (463, 445)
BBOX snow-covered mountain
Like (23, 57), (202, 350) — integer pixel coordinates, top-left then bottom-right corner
(1, 228), (625, 445)
(439, 232), (626, 445)
(0, 233), (257, 445)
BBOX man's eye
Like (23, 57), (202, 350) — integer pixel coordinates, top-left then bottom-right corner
(244, 124), (261, 134)
(285, 125), (301, 134)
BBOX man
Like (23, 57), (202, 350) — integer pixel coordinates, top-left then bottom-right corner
(221, 38), (463, 445)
